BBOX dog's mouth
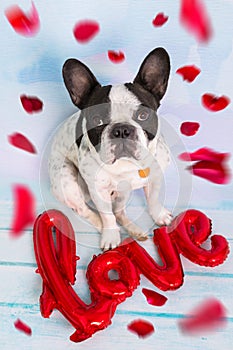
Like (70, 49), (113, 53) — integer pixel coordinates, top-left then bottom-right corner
(112, 141), (139, 162)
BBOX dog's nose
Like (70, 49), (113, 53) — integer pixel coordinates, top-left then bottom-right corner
(110, 123), (135, 139)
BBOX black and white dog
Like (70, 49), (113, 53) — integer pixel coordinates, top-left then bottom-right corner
(49, 47), (172, 250)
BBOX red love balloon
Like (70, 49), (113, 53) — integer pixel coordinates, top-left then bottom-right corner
(116, 229), (184, 291)
(33, 209), (229, 342)
(87, 250), (139, 300)
(170, 209), (230, 267)
(33, 210), (140, 343)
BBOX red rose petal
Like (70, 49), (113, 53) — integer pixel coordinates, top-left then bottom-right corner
(73, 20), (100, 43)
(202, 93), (230, 112)
(8, 132), (37, 154)
(180, 121), (200, 136)
(14, 319), (32, 336)
(152, 13), (169, 27)
(142, 288), (168, 307)
(5, 2), (40, 37)
(179, 148), (231, 184)
(20, 95), (43, 114)
(180, 0), (212, 42)
(11, 185), (36, 236)
(188, 160), (231, 184)
(179, 148), (229, 163)
(176, 65), (201, 83)
(179, 298), (227, 334)
(127, 319), (155, 338)
(108, 50), (125, 63)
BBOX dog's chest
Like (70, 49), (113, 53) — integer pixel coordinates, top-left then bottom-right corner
(109, 167), (149, 191)
(92, 159), (152, 193)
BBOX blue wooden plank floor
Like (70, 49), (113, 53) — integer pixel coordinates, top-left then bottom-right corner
(0, 195), (232, 350)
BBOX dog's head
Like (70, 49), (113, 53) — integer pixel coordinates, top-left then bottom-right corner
(62, 48), (170, 164)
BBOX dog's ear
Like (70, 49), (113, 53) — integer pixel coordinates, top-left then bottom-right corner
(133, 47), (170, 102)
(62, 59), (100, 109)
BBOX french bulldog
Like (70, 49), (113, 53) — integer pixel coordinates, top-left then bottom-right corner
(49, 47), (172, 250)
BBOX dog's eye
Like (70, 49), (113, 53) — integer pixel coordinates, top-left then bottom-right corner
(93, 116), (104, 126)
(136, 111), (149, 121)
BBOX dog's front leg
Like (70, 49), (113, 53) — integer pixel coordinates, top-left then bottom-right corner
(89, 188), (121, 250)
(113, 191), (148, 241)
(144, 174), (173, 227)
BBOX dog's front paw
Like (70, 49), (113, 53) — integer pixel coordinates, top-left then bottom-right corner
(101, 228), (121, 251)
(126, 222), (148, 241)
(152, 207), (173, 226)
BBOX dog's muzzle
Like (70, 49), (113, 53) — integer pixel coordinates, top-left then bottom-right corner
(109, 123), (139, 160)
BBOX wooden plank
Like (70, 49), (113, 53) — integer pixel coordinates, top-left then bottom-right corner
(0, 264), (233, 316)
(0, 297), (232, 350)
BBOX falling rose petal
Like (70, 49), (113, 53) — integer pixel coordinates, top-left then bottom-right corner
(202, 93), (230, 112)
(14, 319), (32, 336)
(188, 160), (231, 184)
(152, 13), (169, 27)
(108, 50), (125, 63)
(180, 121), (200, 136)
(5, 2), (40, 37)
(142, 288), (168, 307)
(8, 132), (37, 154)
(127, 319), (155, 338)
(179, 148), (231, 184)
(20, 95), (43, 114)
(73, 20), (100, 43)
(179, 148), (229, 163)
(176, 65), (201, 83)
(11, 185), (36, 236)
(179, 298), (227, 334)
(180, 0), (212, 42)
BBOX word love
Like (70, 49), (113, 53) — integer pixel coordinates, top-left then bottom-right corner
(33, 209), (229, 343)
